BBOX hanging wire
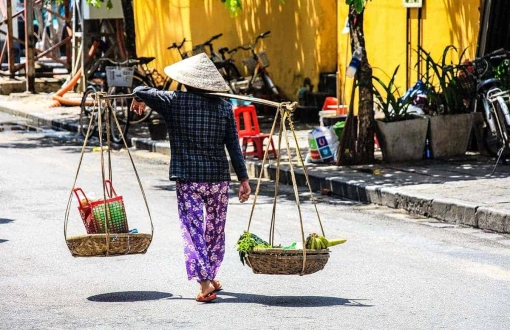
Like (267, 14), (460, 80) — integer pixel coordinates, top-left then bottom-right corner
(209, 93), (327, 275)
(64, 92), (154, 255)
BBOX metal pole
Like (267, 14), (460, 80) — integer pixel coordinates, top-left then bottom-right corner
(64, 0), (71, 69)
(24, 0), (35, 92)
(478, 0), (492, 56)
(6, 0), (14, 78)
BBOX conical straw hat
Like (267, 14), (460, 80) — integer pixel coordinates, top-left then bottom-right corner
(163, 53), (229, 92)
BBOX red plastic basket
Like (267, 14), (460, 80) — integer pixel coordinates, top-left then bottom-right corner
(73, 180), (129, 234)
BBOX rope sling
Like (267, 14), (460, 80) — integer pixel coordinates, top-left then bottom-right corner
(64, 92), (154, 257)
(210, 93), (330, 275)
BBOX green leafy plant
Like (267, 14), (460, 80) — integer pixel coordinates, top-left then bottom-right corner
(236, 231), (271, 265)
(494, 59), (510, 90)
(372, 65), (411, 122)
(345, 0), (372, 13)
(416, 45), (471, 115)
(221, 0), (285, 17)
(86, 0), (113, 9)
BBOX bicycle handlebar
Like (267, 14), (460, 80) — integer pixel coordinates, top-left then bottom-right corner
(203, 33), (223, 45)
(443, 48), (510, 72)
(482, 48), (507, 57)
(168, 38), (186, 50)
(231, 31), (272, 54)
(236, 45), (252, 51)
(475, 48), (510, 62)
(96, 57), (139, 66)
(254, 30), (271, 45)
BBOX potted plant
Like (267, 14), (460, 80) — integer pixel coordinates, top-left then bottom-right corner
(373, 65), (429, 162)
(147, 113), (168, 141)
(417, 45), (475, 158)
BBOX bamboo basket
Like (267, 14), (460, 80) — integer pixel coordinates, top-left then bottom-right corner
(64, 92), (154, 258)
(66, 233), (152, 257)
(246, 248), (330, 275)
(209, 93), (334, 276)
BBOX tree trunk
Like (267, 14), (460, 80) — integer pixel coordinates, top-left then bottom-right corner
(120, 0), (137, 58)
(349, 5), (374, 164)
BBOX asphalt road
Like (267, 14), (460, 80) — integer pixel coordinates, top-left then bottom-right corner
(1, 119), (510, 330)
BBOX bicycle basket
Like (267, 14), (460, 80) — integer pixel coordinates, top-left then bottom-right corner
(257, 50), (270, 68)
(106, 66), (135, 87)
(183, 45), (206, 59)
(243, 57), (258, 74)
(474, 58), (494, 80)
(456, 70), (476, 97)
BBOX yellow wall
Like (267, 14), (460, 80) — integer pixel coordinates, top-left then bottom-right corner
(133, 0), (337, 99)
(134, 0), (481, 104)
(337, 0), (481, 103)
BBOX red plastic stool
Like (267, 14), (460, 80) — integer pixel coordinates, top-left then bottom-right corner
(233, 105), (277, 159)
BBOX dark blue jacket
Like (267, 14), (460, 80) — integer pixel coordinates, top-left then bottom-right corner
(133, 86), (248, 182)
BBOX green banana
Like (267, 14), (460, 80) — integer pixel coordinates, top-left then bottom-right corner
(315, 234), (323, 249)
(319, 236), (329, 249)
(310, 236), (317, 249)
(305, 234), (313, 249)
(306, 233), (345, 250)
(327, 238), (347, 247)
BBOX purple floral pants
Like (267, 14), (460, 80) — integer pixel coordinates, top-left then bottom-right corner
(176, 180), (230, 282)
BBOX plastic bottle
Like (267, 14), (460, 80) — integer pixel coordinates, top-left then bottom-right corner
(424, 139), (432, 159)
(346, 47), (363, 78)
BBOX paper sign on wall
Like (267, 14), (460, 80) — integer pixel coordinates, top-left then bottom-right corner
(403, 0), (423, 8)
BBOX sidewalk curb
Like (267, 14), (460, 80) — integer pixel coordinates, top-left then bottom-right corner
(0, 104), (79, 133)
(130, 138), (506, 233)
(3, 106), (510, 234)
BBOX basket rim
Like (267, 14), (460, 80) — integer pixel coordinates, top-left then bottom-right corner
(250, 247), (329, 255)
(66, 232), (152, 241)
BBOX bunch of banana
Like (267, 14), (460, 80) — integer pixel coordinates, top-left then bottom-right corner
(305, 233), (346, 250)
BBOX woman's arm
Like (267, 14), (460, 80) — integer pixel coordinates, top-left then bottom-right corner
(224, 108), (249, 182)
(132, 86), (176, 115)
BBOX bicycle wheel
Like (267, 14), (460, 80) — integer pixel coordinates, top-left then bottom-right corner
(108, 86), (131, 144)
(79, 86), (98, 138)
(128, 74), (154, 124)
(483, 97), (510, 157)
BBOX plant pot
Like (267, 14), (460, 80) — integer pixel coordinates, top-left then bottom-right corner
(148, 119), (167, 140)
(375, 117), (429, 163)
(428, 113), (474, 158)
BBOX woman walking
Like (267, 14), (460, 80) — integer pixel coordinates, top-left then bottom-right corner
(130, 53), (251, 302)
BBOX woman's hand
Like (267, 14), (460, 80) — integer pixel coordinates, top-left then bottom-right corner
(130, 99), (146, 115)
(238, 179), (251, 203)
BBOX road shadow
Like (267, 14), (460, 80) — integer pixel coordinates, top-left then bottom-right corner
(87, 291), (173, 302)
(0, 218), (14, 224)
(150, 180), (351, 206)
(214, 291), (372, 307)
(0, 131), (129, 152)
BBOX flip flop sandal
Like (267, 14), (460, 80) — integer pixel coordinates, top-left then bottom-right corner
(211, 280), (223, 292)
(196, 292), (217, 302)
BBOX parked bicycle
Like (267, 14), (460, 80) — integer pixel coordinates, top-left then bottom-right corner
(455, 48), (510, 168)
(217, 45), (249, 94)
(80, 58), (139, 143)
(82, 91), (135, 148)
(169, 33), (239, 93)
(239, 31), (280, 97)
